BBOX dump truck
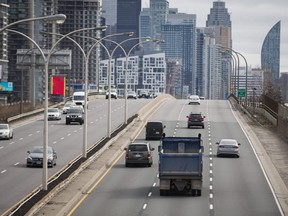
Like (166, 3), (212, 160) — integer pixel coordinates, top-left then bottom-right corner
(158, 134), (203, 196)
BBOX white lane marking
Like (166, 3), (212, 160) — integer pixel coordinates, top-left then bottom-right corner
(210, 170), (213, 174)
(74, 130), (77, 133)
(0, 146), (3, 149)
(61, 137), (65, 140)
(143, 204), (147, 210)
(53, 141), (57, 144)
(67, 133), (71, 136)
(210, 194), (213, 199)
(210, 204), (214, 210)
(153, 182), (156, 187)
(210, 177), (213, 182)
(210, 185), (213, 190)
(28, 134), (33, 136)
(9, 142), (14, 145)
(148, 192), (152, 197)
(1, 170), (7, 174)
(37, 130), (40, 133)
(19, 138), (24, 141)
(14, 162), (19, 166)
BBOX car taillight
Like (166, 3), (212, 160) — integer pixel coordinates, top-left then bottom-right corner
(200, 118), (204, 121)
(147, 151), (151, 157)
(189, 118), (193, 121)
(125, 152), (128, 158)
(233, 146), (239, 149)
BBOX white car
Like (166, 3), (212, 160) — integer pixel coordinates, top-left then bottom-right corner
(106, 89), (118, 99)
(48, 108), (61, 120)
(127, 91), (137, 99)
(62, 101), (76, 114)
(0, 124), (13, 140)
(216, 139), (241, 158)
(188, 95), (200, 105)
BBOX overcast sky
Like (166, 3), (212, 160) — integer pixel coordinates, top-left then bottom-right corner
(142, 0), (288, 72)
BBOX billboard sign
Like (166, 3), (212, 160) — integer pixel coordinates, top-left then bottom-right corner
(0, 81), (13, 92)
(50, 76), (66, 96)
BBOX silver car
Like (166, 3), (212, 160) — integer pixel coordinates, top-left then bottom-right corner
(26, 146), (57, 168)
(216, 139), (241, 158)
(0, 124), (13, 140)
(48, 108), (61, 120)
(62, 101), (76, 114)
(124, 142), (154, 167)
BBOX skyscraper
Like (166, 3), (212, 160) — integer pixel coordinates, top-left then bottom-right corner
(162, 13), (196, 97)
(116, 0), (141, 57)
(206, 1), (232, 99)
(58, 0), (102, 86)
(261, 21), (281, 83)
(150, 0), (169, 44)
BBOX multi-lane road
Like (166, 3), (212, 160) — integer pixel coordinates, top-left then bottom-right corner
(0, 98), (283, 216)
(69, 99), (282, 216)
(0, 98), (150, 215)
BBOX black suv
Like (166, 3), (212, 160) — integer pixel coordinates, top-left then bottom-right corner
(66, 107), (84, 125)
(186, 112), (205, 128)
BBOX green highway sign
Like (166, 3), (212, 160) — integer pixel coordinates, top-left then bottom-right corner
(238, 89), (246, 97)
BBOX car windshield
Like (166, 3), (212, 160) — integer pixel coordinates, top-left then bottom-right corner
(221, 140), (237, 145)
(31, 147), (53, 154)
(68, 108), (82, 113)
(128, 145), (148, 151)
(0, 124), (8, 129)
(48, 108), (58, 113)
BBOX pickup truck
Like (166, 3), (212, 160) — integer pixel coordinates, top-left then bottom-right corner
(158, 135), (203, 196)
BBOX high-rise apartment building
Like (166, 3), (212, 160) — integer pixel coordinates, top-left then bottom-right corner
(205, 1), (232, 99)
(115, 0), (141, 57)
(58, 0), (102, 86)
(139, 8), (153, 51)
(161, 13), (196, 97)
(261, 21), (280, 84)
(99, 52), (166, 95)
(150, 0), (169, 44)
(0, 1), (9, 83)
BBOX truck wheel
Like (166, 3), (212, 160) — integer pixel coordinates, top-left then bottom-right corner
(196, 189), (202, 196)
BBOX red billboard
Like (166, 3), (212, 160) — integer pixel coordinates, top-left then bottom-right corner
(50, 76), (66, 96)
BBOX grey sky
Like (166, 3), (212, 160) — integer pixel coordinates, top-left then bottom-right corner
(142, 0), (288, 72)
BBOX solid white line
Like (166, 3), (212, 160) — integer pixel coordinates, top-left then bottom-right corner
(1, 170), (7, 174)
(143, 204), (147, 210)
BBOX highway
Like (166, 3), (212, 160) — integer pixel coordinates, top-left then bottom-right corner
(70, 99), (282, 216)
(0, 98), (151, 215)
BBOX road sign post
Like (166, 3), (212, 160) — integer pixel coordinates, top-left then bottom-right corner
(238, 89), (246, 98)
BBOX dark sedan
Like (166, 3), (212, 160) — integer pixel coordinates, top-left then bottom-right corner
(26, 146), (57, 168)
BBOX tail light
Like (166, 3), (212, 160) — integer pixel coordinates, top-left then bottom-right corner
(232, 146), (239, 149)
(125, 152), (128, 158)
(147, 151), (151, 158)
(189, 117), (193, 121)
(200, 118), (204, 121)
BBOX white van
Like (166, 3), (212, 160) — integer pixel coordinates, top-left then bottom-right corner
(72, 91), (88, 108)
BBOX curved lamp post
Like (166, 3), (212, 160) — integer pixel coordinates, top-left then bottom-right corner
(4, 24), (106, 190)
(42, 31), (133, 158)
(217, 45), (248, 105)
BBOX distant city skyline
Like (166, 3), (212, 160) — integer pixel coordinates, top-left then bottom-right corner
(142, 0), (288, 72)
